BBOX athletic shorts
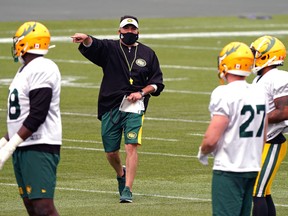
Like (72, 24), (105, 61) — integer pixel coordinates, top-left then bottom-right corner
(101, 107), (144, 152)
(212, 170), (258, 216)
(253, 133), (287, 197)
(12, 149), (60, 199)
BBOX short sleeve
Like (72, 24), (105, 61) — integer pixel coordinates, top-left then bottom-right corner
(209, 86), (229, 117)
(28, 59), (59, 91)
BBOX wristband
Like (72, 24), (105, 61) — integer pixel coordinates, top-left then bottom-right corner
(0, 134), (23, 170)
(0, 137), (8, 149)
(197, 146), (209, 165)
(8, 134), (23, 150)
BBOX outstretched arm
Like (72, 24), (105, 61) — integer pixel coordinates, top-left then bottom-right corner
(71, 33), (93, 46)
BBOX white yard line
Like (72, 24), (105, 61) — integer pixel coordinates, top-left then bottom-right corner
(1, 30), (288, 43)
(1, 182), (288, 207)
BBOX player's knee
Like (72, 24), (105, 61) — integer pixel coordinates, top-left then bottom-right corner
(106, 151), (120, 160)
(32, 199), (57, 216)
(34, 205), (56, 216)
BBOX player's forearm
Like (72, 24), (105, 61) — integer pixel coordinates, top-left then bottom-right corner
(268, 107), (288, 123)
(270, 96), (288, 123)
(200, 137), (217, 155)
(17, 125), (33, 141)
(201, 145), (216, 155)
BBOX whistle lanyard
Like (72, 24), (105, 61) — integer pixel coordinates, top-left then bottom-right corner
(120, 41), (138, 85)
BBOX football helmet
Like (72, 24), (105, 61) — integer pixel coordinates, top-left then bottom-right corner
(12, 21), (50, 62)
(218, 42), (254, 83)
(250, 35), (286, 74)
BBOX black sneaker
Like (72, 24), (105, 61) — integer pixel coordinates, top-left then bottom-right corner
(120, 186), (132, 203)
(116, 165), (126, 195)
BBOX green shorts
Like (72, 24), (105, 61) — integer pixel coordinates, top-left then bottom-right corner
(212, 170), (258, 216)
(101, 108), (144, 152)
(12, 149), (60, 199)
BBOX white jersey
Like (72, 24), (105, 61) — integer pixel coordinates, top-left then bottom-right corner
(7, 57), (62, 147)
(252, 68), (288, 141)
(210, 80), (267, 172)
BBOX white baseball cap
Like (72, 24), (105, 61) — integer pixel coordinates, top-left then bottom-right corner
(119, 17), (138, 28)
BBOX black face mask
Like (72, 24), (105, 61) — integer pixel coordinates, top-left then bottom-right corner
(120, 33), (138, 45)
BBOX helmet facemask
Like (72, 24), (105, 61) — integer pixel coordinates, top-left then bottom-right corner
(250, 35), (286, 74)
(217, 56), (228, 84)
(12, 36), (27, 62)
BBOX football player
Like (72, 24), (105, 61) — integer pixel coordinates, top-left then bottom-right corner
(250, 35), (288, 216)
(198, 41), (268, 216)
(0, 21), (62, 216)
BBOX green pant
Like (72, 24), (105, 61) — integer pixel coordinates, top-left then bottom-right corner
(13, 149), (60, 199)
(212, 170), (258, 216)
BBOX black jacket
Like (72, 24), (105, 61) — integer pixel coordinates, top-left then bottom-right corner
(79, 37), (165, 120)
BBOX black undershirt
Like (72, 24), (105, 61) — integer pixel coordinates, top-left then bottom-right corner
(23, 87), (52, 133)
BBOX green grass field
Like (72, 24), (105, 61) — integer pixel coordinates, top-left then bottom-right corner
(0, 15), (288, 215)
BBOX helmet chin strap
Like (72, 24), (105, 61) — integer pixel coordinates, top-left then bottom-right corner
(218, 65), (228, 85)
(18, 55), (25, 65)
(219, 71), (227, 85)
(252, 56), (276, 74)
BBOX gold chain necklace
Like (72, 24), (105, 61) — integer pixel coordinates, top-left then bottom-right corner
(120, 41), (138, 85)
